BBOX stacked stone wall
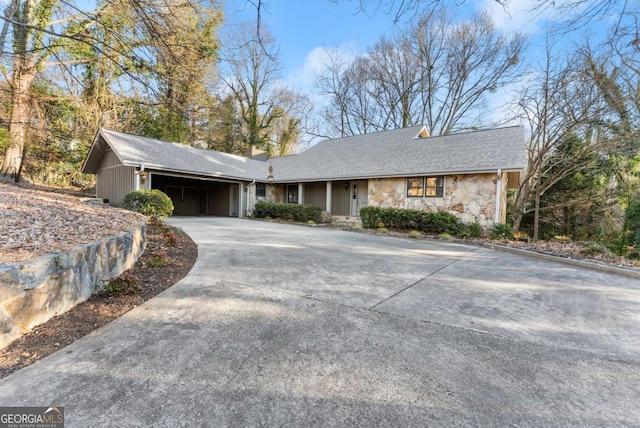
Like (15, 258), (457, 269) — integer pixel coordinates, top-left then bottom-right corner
(266, 184), (286, 204)
(368, 174), (500, 226)
(0, 223), (146, 349)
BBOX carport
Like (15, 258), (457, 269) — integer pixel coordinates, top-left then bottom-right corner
(82, 129), (268, 215)
(150, 173), (243, 217)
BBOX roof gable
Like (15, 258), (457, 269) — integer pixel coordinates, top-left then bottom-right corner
(82, 129), (268, 181)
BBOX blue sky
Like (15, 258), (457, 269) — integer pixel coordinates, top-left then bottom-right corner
(222, 0), (569, 89)
(220, 0), (625, 136)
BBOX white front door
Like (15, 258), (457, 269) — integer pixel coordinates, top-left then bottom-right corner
(350, 181), (368, 216)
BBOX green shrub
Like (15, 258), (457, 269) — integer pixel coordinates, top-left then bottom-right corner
(490, 223), (513, 240)
(99, 272), (139, 296)
(123, 190), (174, 219)
(360, 206), (462, 235)
(360, 206), (381, 228)
(466, 222), (483, 238)
(253, 201), (322, 223)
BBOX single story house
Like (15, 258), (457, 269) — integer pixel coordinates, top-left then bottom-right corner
(81, 125), (526, 226)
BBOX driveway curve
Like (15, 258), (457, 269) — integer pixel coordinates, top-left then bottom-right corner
(1, 217), (639, 427)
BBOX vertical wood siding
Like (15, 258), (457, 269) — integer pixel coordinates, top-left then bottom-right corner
(96, 164), (135, 206)
(207, 182), (230, 216)
(101, 150), (121, 168)
(331, 181), (351, 216)
(303, 182), (327, 210)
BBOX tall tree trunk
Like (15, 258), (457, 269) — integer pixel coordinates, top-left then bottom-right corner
(533, 183), (541, 240)
(512, 179), (530, 232)
(1, 54), (35, 180)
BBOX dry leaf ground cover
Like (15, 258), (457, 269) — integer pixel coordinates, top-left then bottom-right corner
(0, 181), (146, 263)
(506, 238), (639, 268)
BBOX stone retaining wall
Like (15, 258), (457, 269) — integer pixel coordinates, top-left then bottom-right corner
(0, 223), (146, 349)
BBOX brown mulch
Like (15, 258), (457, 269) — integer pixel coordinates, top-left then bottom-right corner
(0, 222), (198, 379)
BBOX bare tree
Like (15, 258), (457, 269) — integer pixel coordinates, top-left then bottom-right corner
(314, 8), (525, 137)
(220, 25), (282, 152)
(511, 43), (615, 239)
(220, 23), (309, 155)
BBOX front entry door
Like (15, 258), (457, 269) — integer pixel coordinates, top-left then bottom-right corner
(350, 180), (368, 216)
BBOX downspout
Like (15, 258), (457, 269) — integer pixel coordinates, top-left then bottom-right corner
(494, 168), (502, 225)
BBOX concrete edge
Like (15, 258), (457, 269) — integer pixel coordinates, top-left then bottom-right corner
(341, 226), (640, 280)
(482, 242), (640, 280)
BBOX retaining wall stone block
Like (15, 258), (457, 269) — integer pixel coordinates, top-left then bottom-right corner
(0, 222), (146, 349)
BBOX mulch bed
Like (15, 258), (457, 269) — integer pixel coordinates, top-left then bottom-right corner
(0, 222), (197, 379)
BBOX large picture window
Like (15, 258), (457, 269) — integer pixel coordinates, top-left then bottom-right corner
(407, 178), (424, 197)
(255, 182), (266, 197)
(425, 177), (444, 197)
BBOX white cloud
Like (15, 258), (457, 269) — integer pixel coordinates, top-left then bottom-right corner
(478, 0), (556, 34)
(285, 44), (360, 93)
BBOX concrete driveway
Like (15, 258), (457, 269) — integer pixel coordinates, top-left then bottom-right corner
(1, 217), (639, 427)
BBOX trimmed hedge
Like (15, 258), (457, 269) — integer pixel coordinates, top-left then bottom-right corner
(123, 189), (174, 219)
(360, 206), (462, 235)
(254, 201), (322, 222)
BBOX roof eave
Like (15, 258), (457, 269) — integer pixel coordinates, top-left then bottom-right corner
(122, 162), (261, 182)
(269, 166), (526, 183)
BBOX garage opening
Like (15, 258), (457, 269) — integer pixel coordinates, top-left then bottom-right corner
(151, 174), (241, 217)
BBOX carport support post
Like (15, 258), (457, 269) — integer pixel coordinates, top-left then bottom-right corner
(298, 183), (304, 204)
(239, 183), (244, 218)
(326, 181), (332, 214)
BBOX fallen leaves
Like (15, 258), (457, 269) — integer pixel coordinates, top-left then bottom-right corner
(0, 183), (145, 263)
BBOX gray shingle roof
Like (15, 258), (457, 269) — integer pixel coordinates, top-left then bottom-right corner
(83, 129), (268, 181)
(268, 125), (526, 182)
(83, 125), (526, 182)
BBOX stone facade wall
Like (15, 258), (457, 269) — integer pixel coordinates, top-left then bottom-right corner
(368, 174), (501, 226)
(266, 184), (285, 204)
(0, 223), (146, 349)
